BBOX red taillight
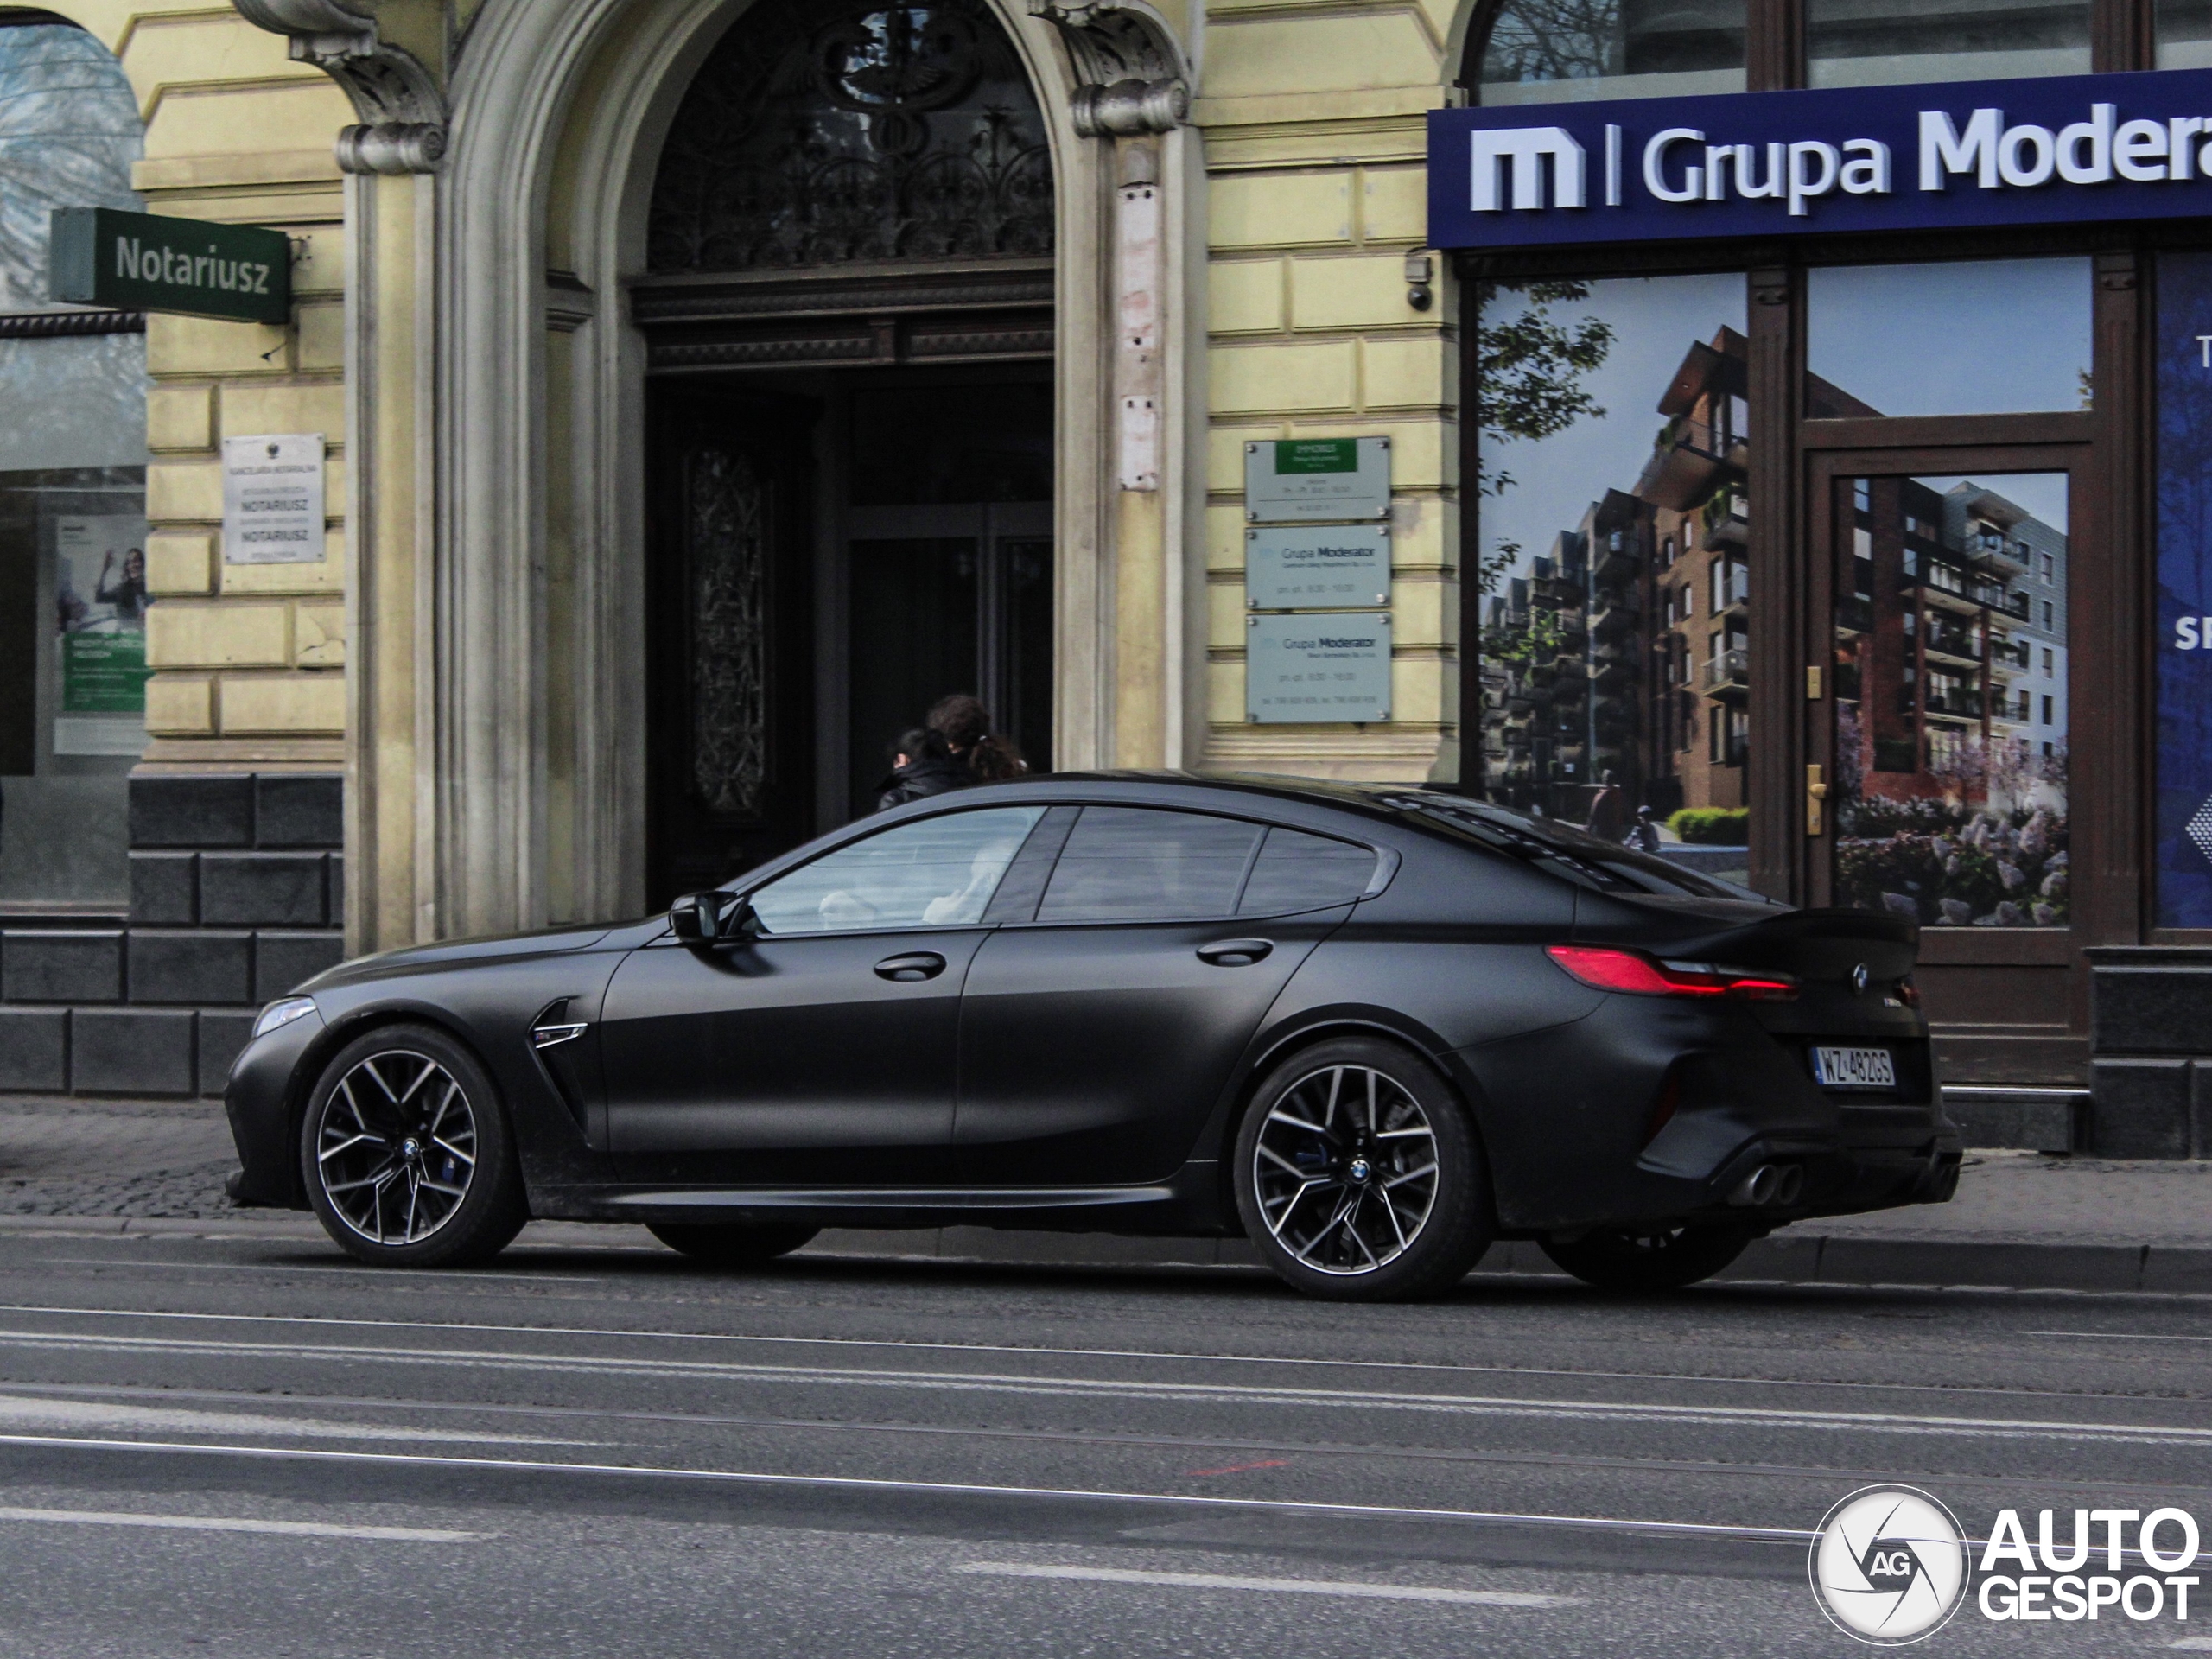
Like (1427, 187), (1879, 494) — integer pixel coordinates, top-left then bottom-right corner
(1546, 944), (1797, 1001)
(1896, 976), (1921, 1007)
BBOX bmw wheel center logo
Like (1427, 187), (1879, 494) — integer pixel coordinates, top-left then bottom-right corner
(1810, 1485), (1972, 1644)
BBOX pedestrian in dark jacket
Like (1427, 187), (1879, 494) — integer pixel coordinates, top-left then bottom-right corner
(926, 693), (1027, 782)
(875, 728), (973, 811)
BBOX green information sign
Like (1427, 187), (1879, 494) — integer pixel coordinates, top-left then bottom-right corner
(1273, 439), (1358, 474)
(48, 206), (290, 325)
(61, 631), (150, 714)
(1243, 435), (1391, 524)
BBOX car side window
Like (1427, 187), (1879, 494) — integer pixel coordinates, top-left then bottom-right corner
(1236, 826), (1376, 916)
(747, 806), (1047, 936)
(1035, 807), (1263, 924)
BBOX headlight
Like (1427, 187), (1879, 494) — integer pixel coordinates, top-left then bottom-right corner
(252, 995), (320, 1040)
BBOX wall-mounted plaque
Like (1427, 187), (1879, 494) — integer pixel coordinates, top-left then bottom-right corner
(1243, 436), (1390, 523)
(1247, 613), (1390, 723)
(222, 434), (325, 565)
(1248, 524), (1390, 611)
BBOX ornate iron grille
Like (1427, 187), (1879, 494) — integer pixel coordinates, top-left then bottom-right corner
(647, 0), (1053, 274)
(688, 447), (770, 818)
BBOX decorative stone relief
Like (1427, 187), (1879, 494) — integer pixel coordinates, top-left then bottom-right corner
(1024, 0), (1188, 136)
(232, 0), (448, 174)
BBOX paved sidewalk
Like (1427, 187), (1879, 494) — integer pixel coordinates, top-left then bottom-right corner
(3, 1096), (2206, 1292)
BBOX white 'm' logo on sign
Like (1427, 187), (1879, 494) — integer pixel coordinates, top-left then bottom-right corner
(1468, 126), (1586, 211)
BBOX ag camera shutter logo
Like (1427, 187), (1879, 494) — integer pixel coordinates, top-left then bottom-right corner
(1810, 1485), (1971, 1644)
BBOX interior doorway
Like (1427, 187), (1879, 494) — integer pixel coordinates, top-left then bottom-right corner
(645, 366), (1053, 906)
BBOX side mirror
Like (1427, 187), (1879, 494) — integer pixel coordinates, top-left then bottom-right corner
(669, 891), (753, 944)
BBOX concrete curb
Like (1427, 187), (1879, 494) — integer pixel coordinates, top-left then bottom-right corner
(0, 1212), (2202, 1294)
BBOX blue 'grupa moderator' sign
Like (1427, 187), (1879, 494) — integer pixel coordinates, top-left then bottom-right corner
(1429, 68), (2212, 249)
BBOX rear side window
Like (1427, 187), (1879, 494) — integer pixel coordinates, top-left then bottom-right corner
(1038, 807), (1262, 922)
(1237, 827), (1376, 915)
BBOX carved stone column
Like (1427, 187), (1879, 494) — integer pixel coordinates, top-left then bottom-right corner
(236, 0), (447, 948)
(1028, 0), (1190, 763)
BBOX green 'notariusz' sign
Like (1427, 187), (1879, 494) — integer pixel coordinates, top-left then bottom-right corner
(48, 207), (290, 325)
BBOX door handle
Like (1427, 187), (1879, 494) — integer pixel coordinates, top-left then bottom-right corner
(1197, 938), (1274, 967)
(874, 951), (947, 982)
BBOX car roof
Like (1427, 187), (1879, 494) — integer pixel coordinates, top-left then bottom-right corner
(909, 770), (1433, 836)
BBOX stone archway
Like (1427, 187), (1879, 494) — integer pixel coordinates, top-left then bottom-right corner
(244, 0), (1195, 944)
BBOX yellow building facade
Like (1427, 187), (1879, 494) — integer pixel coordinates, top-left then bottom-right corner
(3, 0), (1477, 1093)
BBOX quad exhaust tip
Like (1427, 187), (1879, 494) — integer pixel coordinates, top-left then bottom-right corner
(1729, 1163), (1804, 1207)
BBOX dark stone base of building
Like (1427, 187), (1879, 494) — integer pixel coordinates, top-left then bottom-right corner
(0, 774), (344, 1097)
(2088, 948), (2212, 1159)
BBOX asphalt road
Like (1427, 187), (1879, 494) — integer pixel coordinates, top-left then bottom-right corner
(0, 1227), (2206, 1657)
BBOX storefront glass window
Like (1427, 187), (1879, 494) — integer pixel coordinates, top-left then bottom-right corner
(1807, 259), (2092, 418)
(0, 22), (147, 910)
(1832, 472), (2069, 928)
(1475, 272), (1755, 888)
(2156, 0), (2212, 67)
(1473, 0), (1745, 105)
(1808, 0), (2090, 87)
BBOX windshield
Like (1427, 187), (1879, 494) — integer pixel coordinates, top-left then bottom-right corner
(1375, 791), (1780, 905)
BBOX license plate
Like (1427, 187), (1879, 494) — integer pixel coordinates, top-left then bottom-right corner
(1811, 1046), (1897, 1090)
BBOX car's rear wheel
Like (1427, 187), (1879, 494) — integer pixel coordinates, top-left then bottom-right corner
(1540, 1223), (1753, 1292)
(645, 1223), (820, 1267)
(300, 1024), (526, 1268)
(1232, 1038), (1492, 1301)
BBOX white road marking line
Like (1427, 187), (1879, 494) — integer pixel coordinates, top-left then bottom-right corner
(2029, 1330), (2212, 1344)
(2168, 1639), (2212, 1650)
(0, 1506), (491, 1542)
(951, 1562), (1576, 1607)
(0, 1430), (1820, 1543)
(0, 1326), (2201, 1446)
(0, 1302), (2186, 1407)
(43, 1258), (606, 1285)
(0, 1392), (587, 1446)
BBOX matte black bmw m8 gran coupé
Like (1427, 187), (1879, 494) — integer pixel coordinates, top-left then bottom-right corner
(225, 774), (1960, 1300)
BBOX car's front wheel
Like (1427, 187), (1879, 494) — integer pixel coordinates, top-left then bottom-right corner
(300, 1024), (527, 1268)
(1232, 1038), (1493, 1301)
(1539, 1224), (1753, 1292)
(646, 1223), (820, 1267)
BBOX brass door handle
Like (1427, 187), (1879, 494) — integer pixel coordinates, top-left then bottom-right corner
(1807, 765), (1828, 836)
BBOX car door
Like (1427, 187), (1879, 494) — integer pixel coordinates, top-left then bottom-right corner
(954, 805), (1377, 1185)
(601, 804), (1046, 1186)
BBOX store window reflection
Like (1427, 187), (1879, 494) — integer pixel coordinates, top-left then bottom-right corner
(1832, 474), (2070, 928)
(1472, 0), (1745, 105)
(0, 19), (148, 909)
(1474, 273), (1756, 889)
(1808, 260), (2092, 419)
(1808, 0), (2089, 86)
(2158, 0), (2212, 67)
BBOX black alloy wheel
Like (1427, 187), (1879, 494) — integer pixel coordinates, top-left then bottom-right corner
(1539, 1223), (1754, 1292)
(646, 1224), (821, 1267)
(300, 1024), (527, 1268)
(1232, 1036), (1493, 1301)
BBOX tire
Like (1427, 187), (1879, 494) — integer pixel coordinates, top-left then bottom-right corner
(646, 1223), (821, 1267)
(299, 1023), (527, 1268)
(1539, 1224), (1752, 1292)
(1231, 1037), (1493, 1302)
